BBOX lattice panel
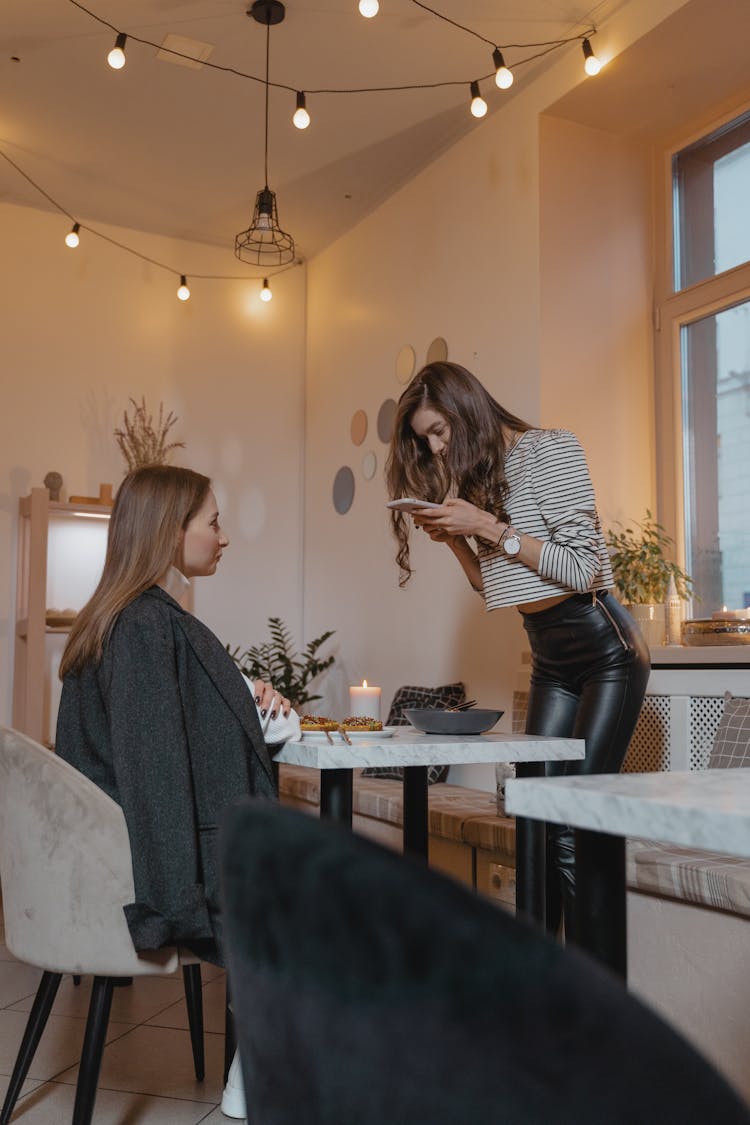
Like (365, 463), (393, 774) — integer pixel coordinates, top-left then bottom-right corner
(689, 696), (724, 769)
(512, 690), (529, 734)
(623, 695), (671, 773)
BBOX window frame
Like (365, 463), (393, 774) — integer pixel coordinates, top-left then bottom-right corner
(654, 98), (750, 601)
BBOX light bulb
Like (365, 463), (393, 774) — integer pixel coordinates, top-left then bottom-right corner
(260, 278), (273, 302)
(256, 212), (272, 232)
(293, 91), (310, 130)
(177, 275), (191, 301)
(582, 38), (601, 76)
(65, 222), (80, 249)
(470, 81), (487, 119)
(107, 32), (127, 70)
(492, 49), (513, 90)
(358, 0), (379, 17)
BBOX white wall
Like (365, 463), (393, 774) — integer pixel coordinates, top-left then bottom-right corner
(0, 201), (306, 728)
(539, 115), (655, 528)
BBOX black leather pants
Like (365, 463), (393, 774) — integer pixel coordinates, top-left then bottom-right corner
(521, 591), (650, 939)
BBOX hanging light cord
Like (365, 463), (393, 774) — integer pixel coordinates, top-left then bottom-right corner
(67, 0), (594, 94)
(264, 18), (270, 187)
(0, 146), (298, 281)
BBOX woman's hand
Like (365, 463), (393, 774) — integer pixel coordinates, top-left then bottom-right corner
(414, 498), (497, 541)
(253, 679), (292, 719)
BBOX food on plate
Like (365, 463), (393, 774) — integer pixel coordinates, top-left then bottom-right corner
(299, 715), (340, 731)
(340, 716), (384, 731)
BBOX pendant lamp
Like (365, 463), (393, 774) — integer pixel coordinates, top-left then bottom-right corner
(234, 0), (296, 266)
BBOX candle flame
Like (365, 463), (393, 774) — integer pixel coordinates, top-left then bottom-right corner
(722, 605), (727, 613)
(362, 679), (368, 688)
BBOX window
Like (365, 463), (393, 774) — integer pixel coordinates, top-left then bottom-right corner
(673, 110), (750, 290)
(681, 301), (750, 611)
(657, 107), (750, 616)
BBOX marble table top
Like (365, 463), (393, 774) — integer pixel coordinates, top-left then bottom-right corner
(274, 730), (584, 770)
(505, 768), (750, 859)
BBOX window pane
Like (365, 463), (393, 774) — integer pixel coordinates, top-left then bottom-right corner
(673, 111), (750, 290)
(681, 300), (750, 613)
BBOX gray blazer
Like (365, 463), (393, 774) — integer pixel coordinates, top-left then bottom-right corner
(56, 586), (276, 957)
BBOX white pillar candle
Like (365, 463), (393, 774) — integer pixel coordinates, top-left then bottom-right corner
(348, 680), (381, 720)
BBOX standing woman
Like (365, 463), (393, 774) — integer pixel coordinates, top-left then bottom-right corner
(387, 362), (650, 936)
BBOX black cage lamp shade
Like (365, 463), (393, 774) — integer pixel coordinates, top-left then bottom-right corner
(234, 185), (294, 267)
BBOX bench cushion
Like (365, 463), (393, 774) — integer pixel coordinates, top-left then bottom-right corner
(278, 764), (515, 852)
(627, 838), (750, 919)
(709, 693), (750, 769)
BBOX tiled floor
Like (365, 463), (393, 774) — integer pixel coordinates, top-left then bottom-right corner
(0, 906), (234, 1123)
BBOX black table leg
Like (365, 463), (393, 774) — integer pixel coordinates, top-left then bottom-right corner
(514, 762), (546, 927)
(574, 828), (627, 979)
(320, 769), (353, 826)
(403, 765), (429, 862)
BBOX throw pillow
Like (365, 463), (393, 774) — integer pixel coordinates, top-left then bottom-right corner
(362, 681), (466, 785)
(708, 692), (750, 769)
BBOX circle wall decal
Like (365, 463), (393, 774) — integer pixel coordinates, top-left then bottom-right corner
(350, 409), (368, 446)
(377, 398), (397, 443)
(362, 450), (377, 480)
(332, 466), (355, 514)
(395, 344), (416, 384)
(426, 336), (448, 364)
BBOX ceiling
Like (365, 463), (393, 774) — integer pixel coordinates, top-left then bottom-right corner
(0, 0), (622, 264)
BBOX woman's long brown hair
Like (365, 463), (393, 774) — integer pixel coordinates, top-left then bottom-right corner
(385, 362), (531, 586)
(59, 465), (211, 677)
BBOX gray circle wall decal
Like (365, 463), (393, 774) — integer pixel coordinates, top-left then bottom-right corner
(377, 398), (397, 443)
(426, 336), (448, 364)
(395, 344), (416, 385)
(350, 409), (367, 446)
(362, 450), (377, 480)
(332, 466), (355, 514)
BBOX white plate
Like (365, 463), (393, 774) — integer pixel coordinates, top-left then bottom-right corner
(296, 727), (396, 743)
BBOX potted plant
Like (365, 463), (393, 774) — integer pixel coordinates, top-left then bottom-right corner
(228, 617), (335, 710)
(605, 511), (693, 647)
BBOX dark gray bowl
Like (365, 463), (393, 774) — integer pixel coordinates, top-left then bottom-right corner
(404, 708), (504, 736)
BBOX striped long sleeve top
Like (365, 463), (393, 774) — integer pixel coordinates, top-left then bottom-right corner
(477, 428), (614, 611)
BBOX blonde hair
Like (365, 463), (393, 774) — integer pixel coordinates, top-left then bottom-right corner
(60, 465), (211, 677)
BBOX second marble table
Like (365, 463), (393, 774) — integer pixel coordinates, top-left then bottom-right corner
(275, 729), (584, 924)
(504, 768), (750, 976)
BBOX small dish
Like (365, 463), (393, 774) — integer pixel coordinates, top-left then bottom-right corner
(404, 708), (503, 736)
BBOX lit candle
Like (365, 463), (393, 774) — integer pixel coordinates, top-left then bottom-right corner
(712, 606), (750, 620)
(348, 679), (381, 720)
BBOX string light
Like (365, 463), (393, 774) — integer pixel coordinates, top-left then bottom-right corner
(70, 2), (598, 108)
(65, 222), (80, 248)
(469, 80), (487, 119)
(292, 91), (310, 129)
(582, 38), (601, 76)
(492, 48), (513, 90)
(177, 274), (191, 301)
(260, 278), (273, 301)
(107, 31), (127, 70)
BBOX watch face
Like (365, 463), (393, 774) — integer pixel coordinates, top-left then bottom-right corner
(503, 533), (521, 556)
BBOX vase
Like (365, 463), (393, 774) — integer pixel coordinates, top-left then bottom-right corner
(625, 603), (666, 648)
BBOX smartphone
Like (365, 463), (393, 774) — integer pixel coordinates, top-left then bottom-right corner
(386, 498), (442, 512)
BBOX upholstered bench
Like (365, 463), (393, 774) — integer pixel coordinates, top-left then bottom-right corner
(277, 764), (518, 907)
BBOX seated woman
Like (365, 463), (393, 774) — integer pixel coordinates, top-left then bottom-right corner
(56, 463), (296, 1118)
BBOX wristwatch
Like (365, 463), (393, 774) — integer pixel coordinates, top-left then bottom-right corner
(502, 528), (521, 556)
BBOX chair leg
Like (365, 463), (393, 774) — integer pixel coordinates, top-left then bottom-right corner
(0, 971), (62, 1125)
(182, 963), (205, 1081)
(224, 980), (236, 1085)
(71, 976), (114, 1125)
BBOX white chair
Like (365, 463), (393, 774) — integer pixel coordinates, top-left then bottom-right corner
(0, 725), (226, 1125)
